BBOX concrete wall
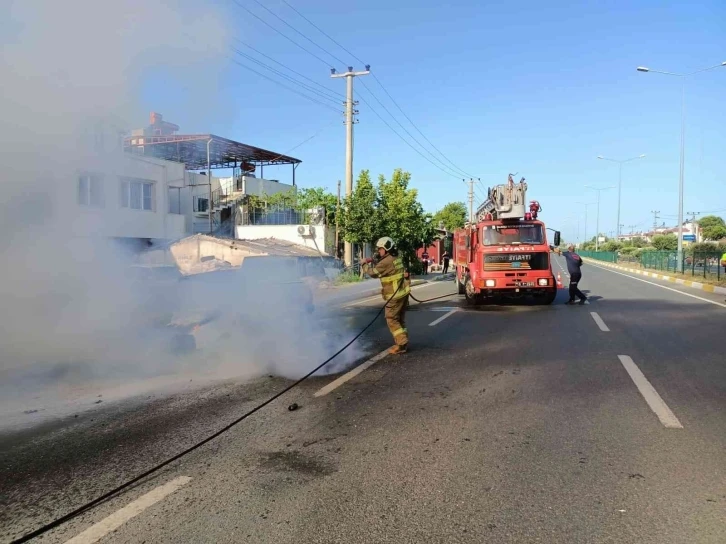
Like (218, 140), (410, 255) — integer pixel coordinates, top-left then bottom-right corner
(236, 224), (333, 255)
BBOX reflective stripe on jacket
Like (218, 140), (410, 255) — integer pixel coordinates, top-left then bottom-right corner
(362, 254), (410, 300)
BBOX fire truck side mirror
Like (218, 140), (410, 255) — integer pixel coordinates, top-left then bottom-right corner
(553, 231), (561, 247)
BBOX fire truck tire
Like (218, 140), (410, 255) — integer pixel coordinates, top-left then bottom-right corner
(456, 269), (466, 295)
(535, 289), (557, 305)
(464, 275), (482, 305)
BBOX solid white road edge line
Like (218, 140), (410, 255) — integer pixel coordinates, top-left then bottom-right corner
(313, 348), (390, 397)
(617, 355), (683, 429)
(589, 312), (610, 332)
(587, 262), (726, 309)
(343, 282), (440, 308)
(429, 309), (458, 326)
(63, 476), (192, 544)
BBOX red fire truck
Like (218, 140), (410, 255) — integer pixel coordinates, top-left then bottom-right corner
(453, 175), (560, 305)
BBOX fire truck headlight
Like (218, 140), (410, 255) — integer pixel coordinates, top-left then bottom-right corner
(538, 278), (549, 286)
(485, 279), (496, 287)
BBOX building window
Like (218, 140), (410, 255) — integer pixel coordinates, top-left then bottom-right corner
(78, 174), (104, 207)
(120, 178), (154, 211)
(194, 197), (209, 212)
(169, 187), (183, 214)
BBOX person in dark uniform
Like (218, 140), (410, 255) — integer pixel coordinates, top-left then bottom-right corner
(421, 250), (430, 275)
(554, 244), (587, 305)
(441, 251), (450, 274)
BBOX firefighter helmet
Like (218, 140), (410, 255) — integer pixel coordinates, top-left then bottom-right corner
(375, 236), (395, 252)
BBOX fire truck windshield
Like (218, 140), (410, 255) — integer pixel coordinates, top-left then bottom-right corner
(482, 224), (544, 246)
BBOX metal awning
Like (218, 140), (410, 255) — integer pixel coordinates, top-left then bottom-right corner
(123, 134), (301, 170)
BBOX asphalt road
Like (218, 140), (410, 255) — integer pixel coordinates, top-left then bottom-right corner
(2, 261), (724, 544)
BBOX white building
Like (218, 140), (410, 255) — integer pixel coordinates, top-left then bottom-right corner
(187, 173), (294, 235)
(70, 153), (189, 241)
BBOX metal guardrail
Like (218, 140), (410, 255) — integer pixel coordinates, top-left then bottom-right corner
(580, 250), (725, 281)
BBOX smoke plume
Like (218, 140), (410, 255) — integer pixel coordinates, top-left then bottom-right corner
(0, 0), (361, 427)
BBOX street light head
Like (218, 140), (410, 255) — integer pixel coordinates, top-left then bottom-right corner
(330, 68), (336, 75)
(722, 61), (726, 66)
(639, 154), (646, 158)
(637, 66), (650, 72)
(597, 155), (604, 159)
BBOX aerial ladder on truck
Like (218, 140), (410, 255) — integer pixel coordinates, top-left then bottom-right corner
(475, 174), (541, 223)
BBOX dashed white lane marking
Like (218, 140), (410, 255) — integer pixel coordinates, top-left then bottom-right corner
(617, 355), (683, 429)
(342, 282), (440, 308)
(590, 312), (610, 332)
(587, 262), (726, 309)
(314, 348), (390, 397)
(429, 309), (458, 326)
(63, 476), (192, 544)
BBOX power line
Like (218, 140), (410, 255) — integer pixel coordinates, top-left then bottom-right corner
(231, 46), (341, 104)
(356, 93), (463, 180)
(371, 73), (476, 179)
(264, 0), (477, 181)
(280, 0), (366, 65)
(228, 56), (341, 113)
(357, 78), (465, 179)
(236, 39), (345, 100)
(231, 0), (333, 68)
(248, 0), (348, 66)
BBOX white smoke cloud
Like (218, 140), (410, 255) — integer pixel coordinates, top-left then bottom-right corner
(0, 0), (363, 426)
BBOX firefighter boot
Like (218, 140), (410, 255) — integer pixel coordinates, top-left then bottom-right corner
(389, 343), (408, 355)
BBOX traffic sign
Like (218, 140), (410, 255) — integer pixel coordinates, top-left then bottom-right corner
(682, 234), (696, 242)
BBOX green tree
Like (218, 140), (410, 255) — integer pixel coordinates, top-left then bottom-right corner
(341, 170), (378, 262)
(297, 187), (338, 225)
(376, 169), (435, 270)
(628, 236), (647, 248)
(432, 202), (467, 232)
(652, 233), (678, 251)
(601, 240), (623, 252)
(698, 215), (726, 240)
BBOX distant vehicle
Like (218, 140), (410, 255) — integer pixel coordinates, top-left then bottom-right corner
(452, 174), (560, 305)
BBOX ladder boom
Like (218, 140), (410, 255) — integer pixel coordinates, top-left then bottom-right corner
(476, 174), (528, 221)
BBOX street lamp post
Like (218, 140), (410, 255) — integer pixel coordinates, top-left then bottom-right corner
(585, 186), (615, 251)
(637, 61), (726, 272)
(597, 154), (646, 238)
(576, 202), (596, 246)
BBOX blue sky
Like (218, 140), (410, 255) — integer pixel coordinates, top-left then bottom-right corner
(141, 0), (725, 243)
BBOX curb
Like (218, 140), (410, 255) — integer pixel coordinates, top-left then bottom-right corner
(583, 258), (726, 296)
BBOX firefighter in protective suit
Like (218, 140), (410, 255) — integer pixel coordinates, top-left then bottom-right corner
(362, 237), (411, 354)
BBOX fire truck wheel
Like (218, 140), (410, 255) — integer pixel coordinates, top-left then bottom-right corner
(535, 289), (557, 305)
(456, 269), (466, 295)
(464, 275), (481, 306)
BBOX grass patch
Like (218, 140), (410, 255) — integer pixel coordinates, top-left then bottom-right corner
(334, 270), (363, 285)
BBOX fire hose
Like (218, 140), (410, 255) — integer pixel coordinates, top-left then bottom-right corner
(11, 277), (459, 543)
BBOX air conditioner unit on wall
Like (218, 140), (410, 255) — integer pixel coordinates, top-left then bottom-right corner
(297, 225), (316, 237)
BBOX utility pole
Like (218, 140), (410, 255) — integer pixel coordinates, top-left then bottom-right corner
(651, 210), (660, 231)
(628, 224), (638, 235)
(335, 180), (341, 260)
(686, 211), (701, 241)
(331, 65), (370, 267)
(467, 178), (475, 225)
